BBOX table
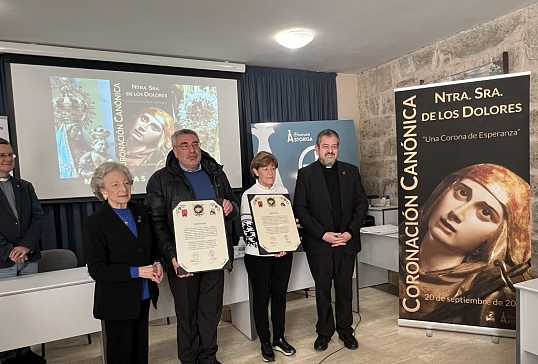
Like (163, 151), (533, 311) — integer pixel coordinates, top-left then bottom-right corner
(0, 267), (100, 352)
(514, 278), (538, 364)
(367, 206), (398, 225)
(353, 231), (398, 312)
(0, 250), (315, 356)
(358, 232), (398, 287)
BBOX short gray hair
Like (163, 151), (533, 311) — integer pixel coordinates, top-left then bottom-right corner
(171, 129), (199, 147)
(90, 162), (134, 200)
(316, 129), (340, 147)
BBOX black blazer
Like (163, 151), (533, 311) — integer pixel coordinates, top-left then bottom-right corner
(0, 177), (44, 268)
(83, 201), (159, 321)
(293, 160), (368, 255)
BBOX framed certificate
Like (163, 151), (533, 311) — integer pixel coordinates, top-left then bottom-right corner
(173, 199), (231, 274)
(248, 194), (301, 254)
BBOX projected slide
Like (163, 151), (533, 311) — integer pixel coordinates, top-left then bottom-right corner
(9, 64), (242, 200)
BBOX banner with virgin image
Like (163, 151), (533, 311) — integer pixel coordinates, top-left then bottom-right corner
(396, 72), (531, 334)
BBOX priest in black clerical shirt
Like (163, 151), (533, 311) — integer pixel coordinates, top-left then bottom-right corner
(293, 129), (368, 352)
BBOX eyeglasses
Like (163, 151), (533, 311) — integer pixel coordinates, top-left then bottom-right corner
(175, 142), (201, 150)
(0, 153), (16, 159)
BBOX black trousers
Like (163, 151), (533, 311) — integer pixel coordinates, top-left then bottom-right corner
(102, 298), (151, 364)
(306, 249), (355, 337)
(167, 267), (224, 364)
(244, 253), (293, 343)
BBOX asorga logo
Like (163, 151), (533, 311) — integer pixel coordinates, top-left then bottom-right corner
(287, 129), (313, 143)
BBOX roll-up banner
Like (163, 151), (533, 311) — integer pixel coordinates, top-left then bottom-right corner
(396, 72), (531, 336)
(250, 120), (359, 200)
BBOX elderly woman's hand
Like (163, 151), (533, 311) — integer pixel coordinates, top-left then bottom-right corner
(138, 264), (163, 282)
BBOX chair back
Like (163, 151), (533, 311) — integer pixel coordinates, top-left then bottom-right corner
(38, 249), (78, 273)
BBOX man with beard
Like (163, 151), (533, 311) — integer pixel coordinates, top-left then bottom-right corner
(293, 129), (368, 352)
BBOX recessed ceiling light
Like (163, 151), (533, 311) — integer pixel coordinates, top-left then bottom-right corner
(276, 30), (314, 49)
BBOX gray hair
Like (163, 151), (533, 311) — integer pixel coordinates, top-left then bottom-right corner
(171, 129), (199, 147)
(90, 162), (134, 200)
(316, 129), (340, 147)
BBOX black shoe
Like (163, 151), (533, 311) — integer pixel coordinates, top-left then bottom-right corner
(314, 335), (331, 351)
(18, 350), (47, 364)
(261, 342), (275, 362)
(339, 333), (359, 349)
(272, 337), (296, 356)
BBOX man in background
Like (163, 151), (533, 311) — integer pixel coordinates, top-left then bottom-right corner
(0, 138), (45, 364)
(146, 129), (239, 364)
(293, 129), (368, 352)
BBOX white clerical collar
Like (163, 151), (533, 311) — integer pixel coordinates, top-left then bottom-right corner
(319, 160), (336, 168)
(0, 176), (10, 182)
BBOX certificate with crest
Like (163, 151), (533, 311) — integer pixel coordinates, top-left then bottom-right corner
(173, 199), (230, 274)
(248, 194), (301, 254)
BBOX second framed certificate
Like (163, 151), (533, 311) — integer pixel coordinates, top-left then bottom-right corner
(248, 194), (301, 254)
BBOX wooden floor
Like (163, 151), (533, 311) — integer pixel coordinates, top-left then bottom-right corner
(39, 286), (516, 364)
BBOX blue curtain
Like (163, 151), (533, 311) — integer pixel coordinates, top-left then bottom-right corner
(1, 59), (338, 266)
(0, 55), (7, 116)
(239, 66), (338, 185)
(240, 66), (337, 124)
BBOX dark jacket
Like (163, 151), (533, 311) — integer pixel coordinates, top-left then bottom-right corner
(83, 202), (159, 321)
(0, 177), (44, 268)
(293, 160), (368, 255)
(145, 149), (239, 269)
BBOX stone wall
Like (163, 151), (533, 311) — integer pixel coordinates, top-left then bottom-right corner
(356, 3), (538, 274)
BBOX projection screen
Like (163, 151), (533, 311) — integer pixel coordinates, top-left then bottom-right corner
(8, 63), (242, 200)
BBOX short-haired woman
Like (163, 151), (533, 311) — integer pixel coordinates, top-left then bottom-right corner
(240, 151), (296, 362)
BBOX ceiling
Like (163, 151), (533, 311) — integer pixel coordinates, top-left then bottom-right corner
(0, 0), (536, 74)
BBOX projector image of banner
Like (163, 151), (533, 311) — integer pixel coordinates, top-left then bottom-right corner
(250, 120), (359, 200)
(396, 72), (531, 335)
(50, 77), (221, 186)
(9, 63), (242, 199)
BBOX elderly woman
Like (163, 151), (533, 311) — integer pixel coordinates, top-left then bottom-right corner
(240, 151), (296, 362)
(83, 162), (163, 364)
(400, 163), (531, 327)
(125, 107), (174, 170)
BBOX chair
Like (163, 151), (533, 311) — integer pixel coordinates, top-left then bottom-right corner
(38, 249), (78, 273)
(38, 249), (92, 357)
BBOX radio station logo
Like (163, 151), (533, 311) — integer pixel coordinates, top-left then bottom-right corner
(287, 129), (313, 143)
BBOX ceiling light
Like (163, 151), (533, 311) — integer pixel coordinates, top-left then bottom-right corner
(276, 30), (314, 49)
